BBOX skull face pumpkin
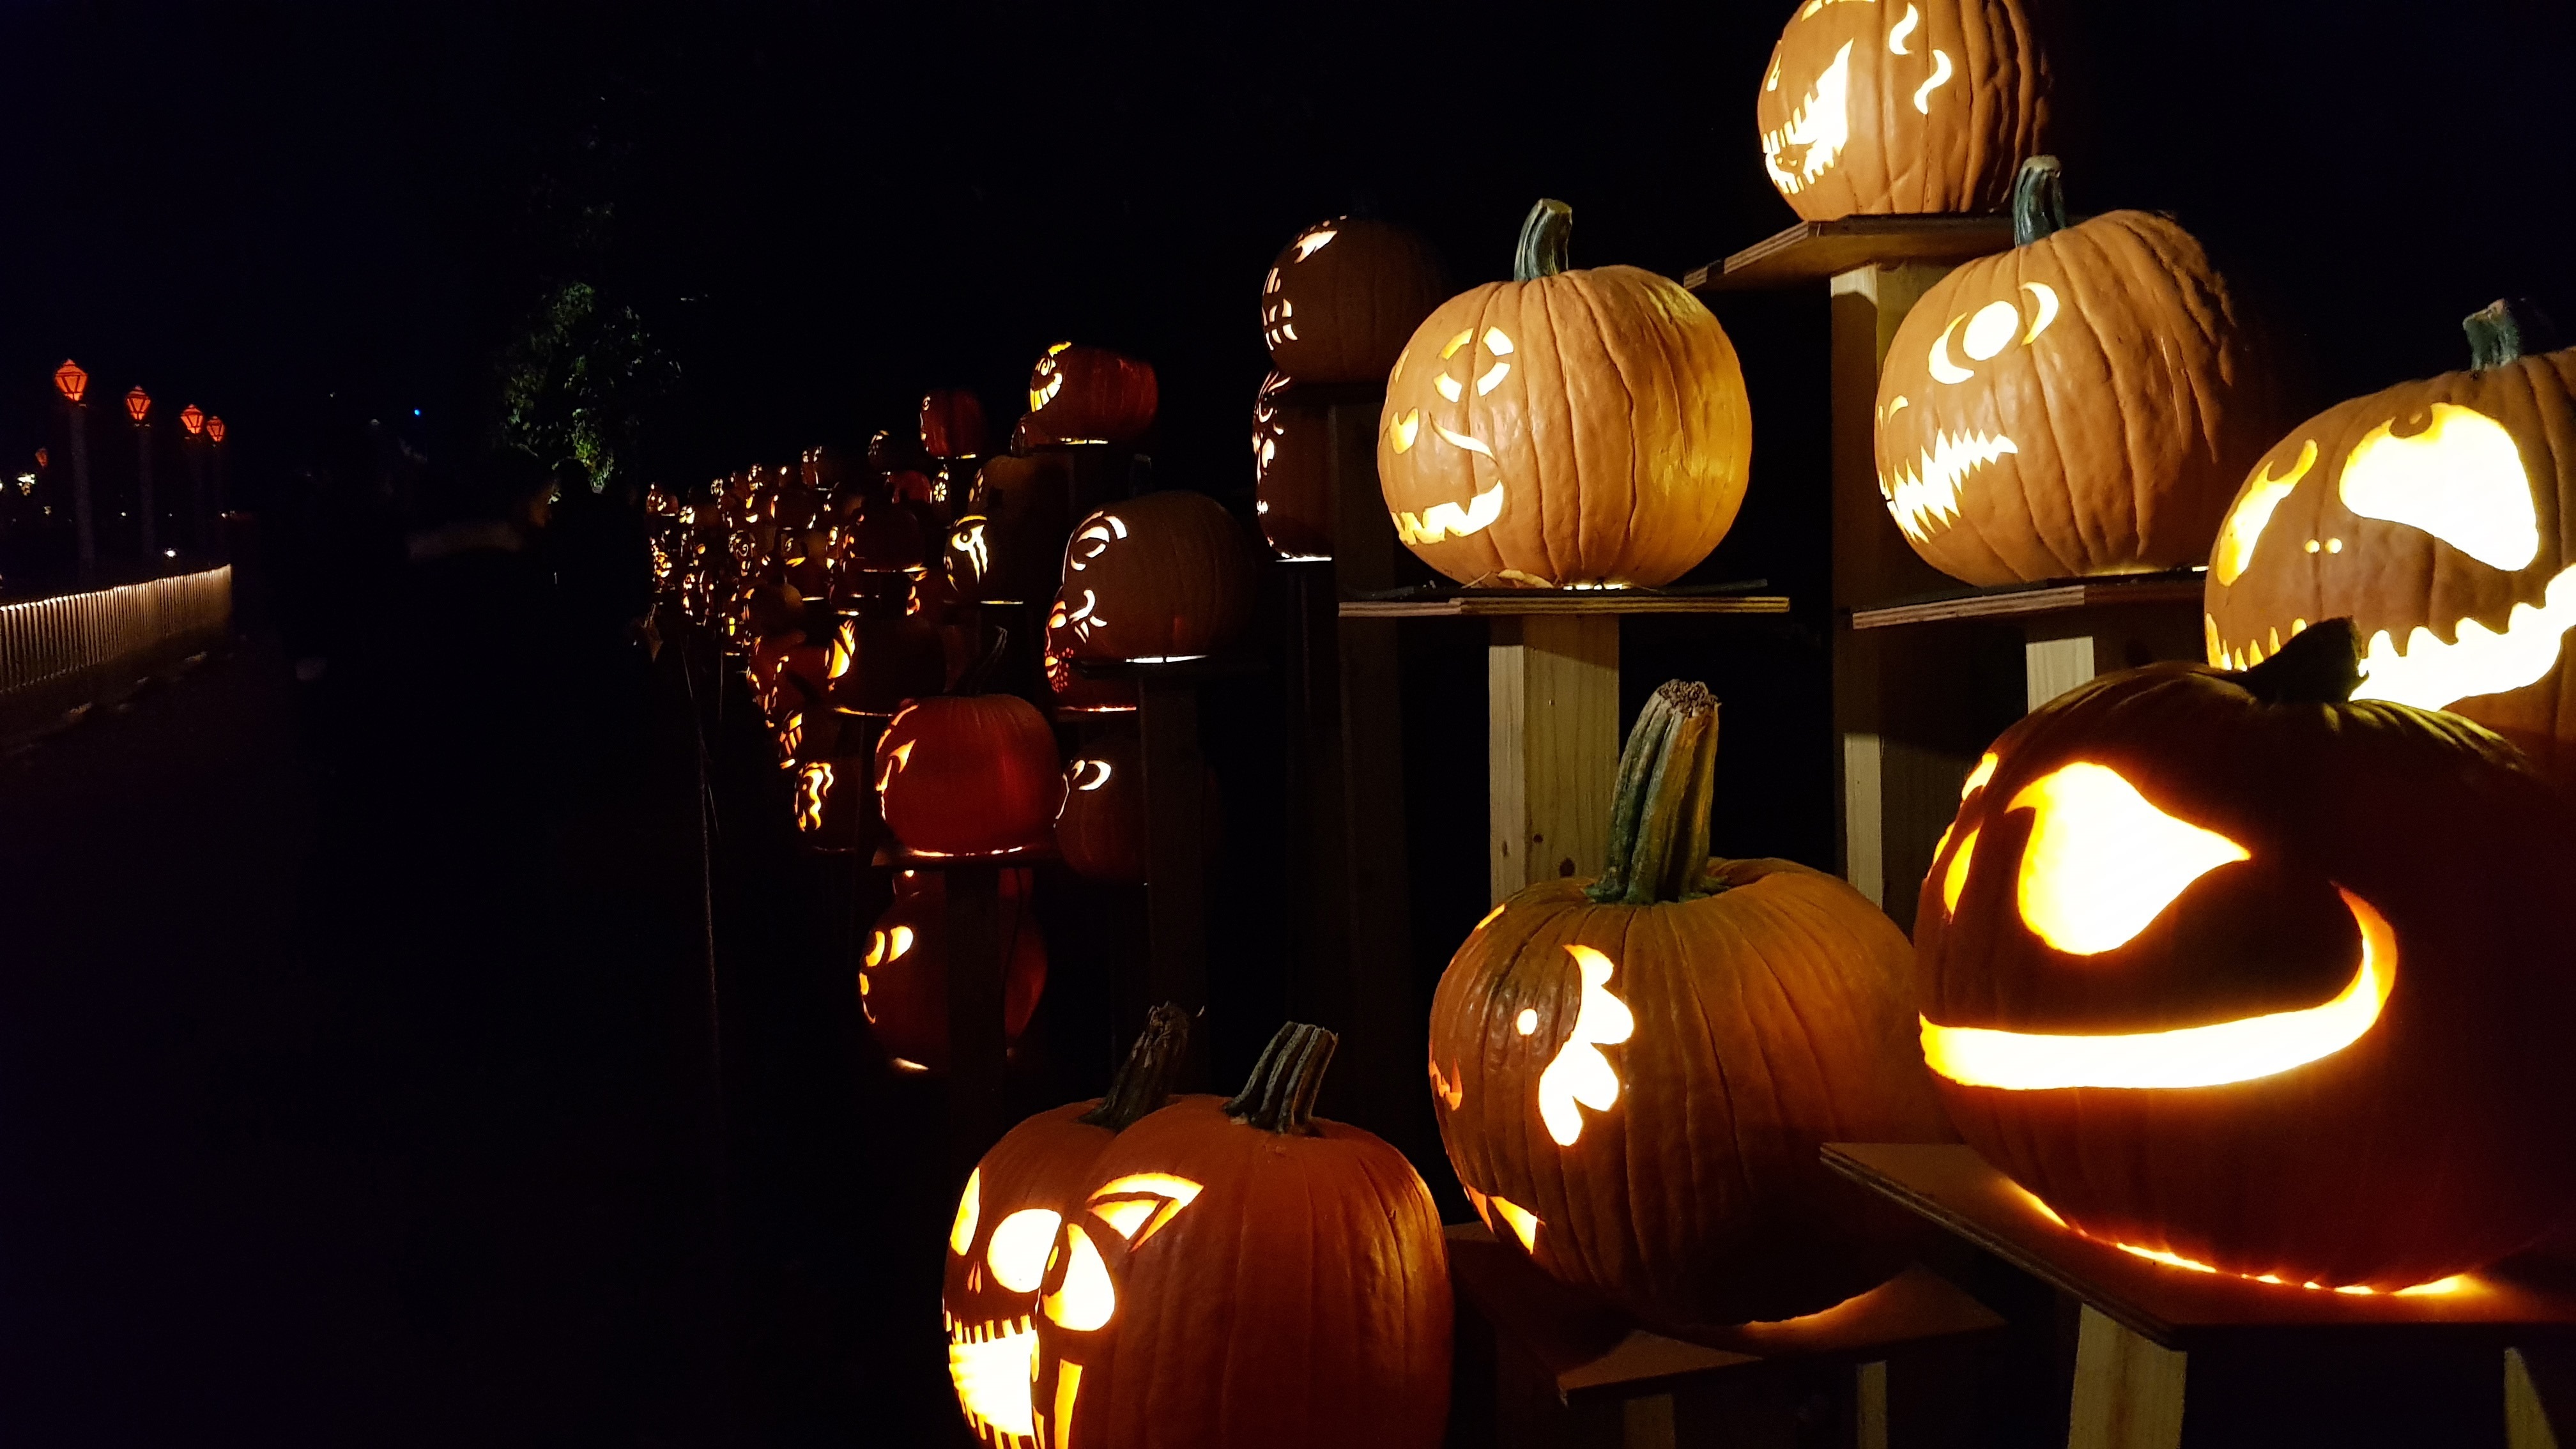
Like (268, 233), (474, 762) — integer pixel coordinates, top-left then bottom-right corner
(1874, 158), (2293, 585)
(1259, 216), (1449, 386)
(1252, 370), (1332, 561)
(1916, 622), (2576, 1289)
(1377, 200), (1752, 588)
(1757, 0), (2051, 220)
(1047, 491), (1254, 664)
(2205, 302), (2576, 776)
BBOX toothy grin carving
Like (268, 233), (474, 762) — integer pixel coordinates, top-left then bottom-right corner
(2356, 564), (2576, 710)
(946, 1312), (1039, 1441)
(1393, 482), (1505, 547)
(1883, 430), (2018, 542)
(1761, 42), (1853, 195)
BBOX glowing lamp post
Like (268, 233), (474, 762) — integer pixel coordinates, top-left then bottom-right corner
(205, 417), (228, 548)
(53, 360), (96, 585)
(178, 405), (208, 553)
(125, 387), (158, 564)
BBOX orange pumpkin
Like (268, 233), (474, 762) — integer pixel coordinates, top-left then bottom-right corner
(1024, 342), (1158, 446)
(1056, 734), (1220, 886)
(1260, 215), (1448, 385)
(2204, 301), (2576, 776)
(875, 694), (1062, 859)
(1377, 201), (1752, 588)
(1429, 682), (1951, 1330)
(1916, 622), (2576, 1289)
(1874, 158), (2293, 585)
(921, 388), (989, 460)
(859, 867), (1046, 1075)
(1757, 0), (2051, 220)
(1049, 491), (1254, 664)
(1252, 370), (1333, 561)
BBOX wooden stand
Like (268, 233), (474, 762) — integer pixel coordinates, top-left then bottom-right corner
(1823, 1143), (2576, 1448)
(1339, 594), (1788, 905)
(871, 848), (1057, 1177)
(1448, 1223), (2004, 1448)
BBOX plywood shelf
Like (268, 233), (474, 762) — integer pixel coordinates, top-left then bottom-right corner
(1847, 569), (2206, 631)
(1685, 215), (2016, 294)
(1339, 593), (1791, 620)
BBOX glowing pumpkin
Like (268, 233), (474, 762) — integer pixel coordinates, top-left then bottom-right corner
(1873, 157), (2293, 585)
(858, 867), (1046, 1075)
(1377, 200), (1752, 588)
(1428, 682), (1952, 1330)
(1055, 735), (1220, 886)
(823, 602), (946, 719)
(921, 388), (989, 461)
(946, 1006), (1192, 1445)
(1048, 491), (1254, 664)
(946, 453), (1074, 606)
(874, 694), (1062, 859)
(790, 751), (884, 855)
(2205, 300), (2576, 777)
(1252, 370), (1333, 561)
(1023, 342), (1158, 446)
(1031, 1023), (1450, 1449)
(1917, 621), (2576, 1289)
(1261, 215), (1449, 385)
(1756, 0), (2051, 220)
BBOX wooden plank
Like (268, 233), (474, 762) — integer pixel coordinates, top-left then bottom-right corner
(1850, 573), (2207, 629)
(2069, 1305), (2188, 1449)
(1340, 594), (1790, 619)
(1685, 215), (2015, 293)
(2508, 1344), (2570, 1449)
(2025, 634), (2098, 712)
(1823, 1144), (2576, 1347)
(1489, 615), (1620, 902)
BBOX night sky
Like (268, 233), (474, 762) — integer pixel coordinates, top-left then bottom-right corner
(8, 0), (2573, 507)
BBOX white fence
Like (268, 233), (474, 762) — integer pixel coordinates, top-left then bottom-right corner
(0, 567), (233, 699)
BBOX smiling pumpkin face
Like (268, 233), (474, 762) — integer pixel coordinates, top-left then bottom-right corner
(1756, 0), (2050, 221)
(1916, 624), (2576, 1289)
(2205, 305), (2576, 776)
(1874, 158), (2292, 585)
(1377, 201), (1751, 588)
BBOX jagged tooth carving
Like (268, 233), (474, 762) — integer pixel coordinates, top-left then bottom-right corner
(1761, 42), (1854, 195)
(1882, 429), (2019, 542)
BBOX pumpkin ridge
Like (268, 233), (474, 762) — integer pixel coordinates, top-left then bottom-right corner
(1576, 270), (1650, 581)
(1559, 273), (1635, 583)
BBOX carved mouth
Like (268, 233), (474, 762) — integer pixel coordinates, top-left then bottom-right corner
(2209, 564), (2576, 708)
(946, 1312), (1039, 1442)
(1882, 430), (2018, 542)
(1761, 41), (1854, 194)
(1392, 482), (1505, 547)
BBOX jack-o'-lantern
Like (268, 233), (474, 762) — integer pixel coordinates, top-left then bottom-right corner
(822, 603), (945, 718)
(922, 388), (988, 461)
(1430, 682), (1951, 1330)
(869, 426), (932, 481)
(875, 693), (1062, 858)
(946, 1006), (1192, 1445)
(946, 453), (1075, 605)
(1756, 0), (2050, 220)
(1261, 216), (1449, 385)
(1378, 200), (1752, 588)
(1023, 342), (1158, 446)
(831, 499), (930, 588)
(1874, 158), (2292, 585)
(1253, 370), (1333, 560)
(1014, 1022), (1450, 1449)
(1055, 735), (1221, 885)
(1048, 491), (1254, 664)
(1917, 621), (2576, 1289)
(2204, 301), (2576, 776)
(859, 866), (1046, 1075)
(1042, 610), (1140, 716)
(791, 749), (884, 854)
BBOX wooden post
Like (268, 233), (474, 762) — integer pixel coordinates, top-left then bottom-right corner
(1135, 670), (1208, 1059)
(942, 861), (1008, 1179)
(1488, 615), (1619, 901)
(2067, 1306), (2187, 1449)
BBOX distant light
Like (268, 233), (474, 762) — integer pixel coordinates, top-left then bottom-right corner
(206, 417), (226, 444)
(54, 360), (88, 404)
(180, 404), (204, 435)
(125, 387), (151, 425)
(162, 548), (177, 558)
(413, 408), (422, 417)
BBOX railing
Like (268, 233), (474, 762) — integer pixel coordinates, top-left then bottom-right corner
(0, 567), (233, 700)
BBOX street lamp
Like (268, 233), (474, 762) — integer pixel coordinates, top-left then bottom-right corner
(180, 404), (203, 436)
(125, 387), (157, 562)
(179, 406), (208, 551)
(54, 360), (95, 584)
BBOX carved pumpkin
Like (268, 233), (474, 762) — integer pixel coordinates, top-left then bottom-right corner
(921, 388), (989, 461)
(946, 453), (1075, 605)
(1029, 1023), (1450, 1449)
(1377, 201), (1752, 588)
(1757, 0), (2051, 220)
(946, 1006), (1192, 1445)
(2204, 301), (2576, 776)
(1252, 370), (1333, 561)
(1916, 622), (2576, 1289)
(1261, 216), (1449, 385)
(1043, 610), (1140, 716)
(859, 867), (1046, 1075)
(1023, 342), (1158, 446)
(1429, 682), (1951, 1330)
(791, 751), (884, 854)
(875, 694), (1063, 858)
(823, 602), (946, 718)
(831, 496), (929, 581)
(1874, 158), (2292, 585)
(1055, 735), (1221, 886)
(870, 425), (933, 480)
(1048, 491), (1254, 664)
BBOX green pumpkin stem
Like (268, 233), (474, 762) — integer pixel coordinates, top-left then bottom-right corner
(1223, 1022), (1338, 1135)
(2467, 298), (2558, 371)
(1514, 199), (1574, 282)
(1586, 681), (1721, 907)
(1078, 1003), (1192, 1132)
(2012, 156), (2068, 247)
(2237, 618), (2363, 706)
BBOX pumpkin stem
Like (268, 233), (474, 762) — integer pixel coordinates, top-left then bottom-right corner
(1078, 1002), (1193, 1132)
(2466, 298), (2558, 371)
(2012, 157), (2068, 246)
(1586, 680), (1720, 906)
(1223, 1021), (1338, 1135)
(1514, 199), (1574, 282)
(2237, 618), (2363, 706)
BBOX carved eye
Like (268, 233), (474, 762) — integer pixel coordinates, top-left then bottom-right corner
(2338, 404), (2538, 571)
(1537, 944), (1634, 1147)
(2009, 764), (2250, 956)
(1928, 284), (2060, 383)
(984, 1208), (1061, 1294)
(1041, 1223), (1116, 1330)
(949, 1169), (981, 1256)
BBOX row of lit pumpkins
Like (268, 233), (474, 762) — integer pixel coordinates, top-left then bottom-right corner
(936, 621), (2576, 1449)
